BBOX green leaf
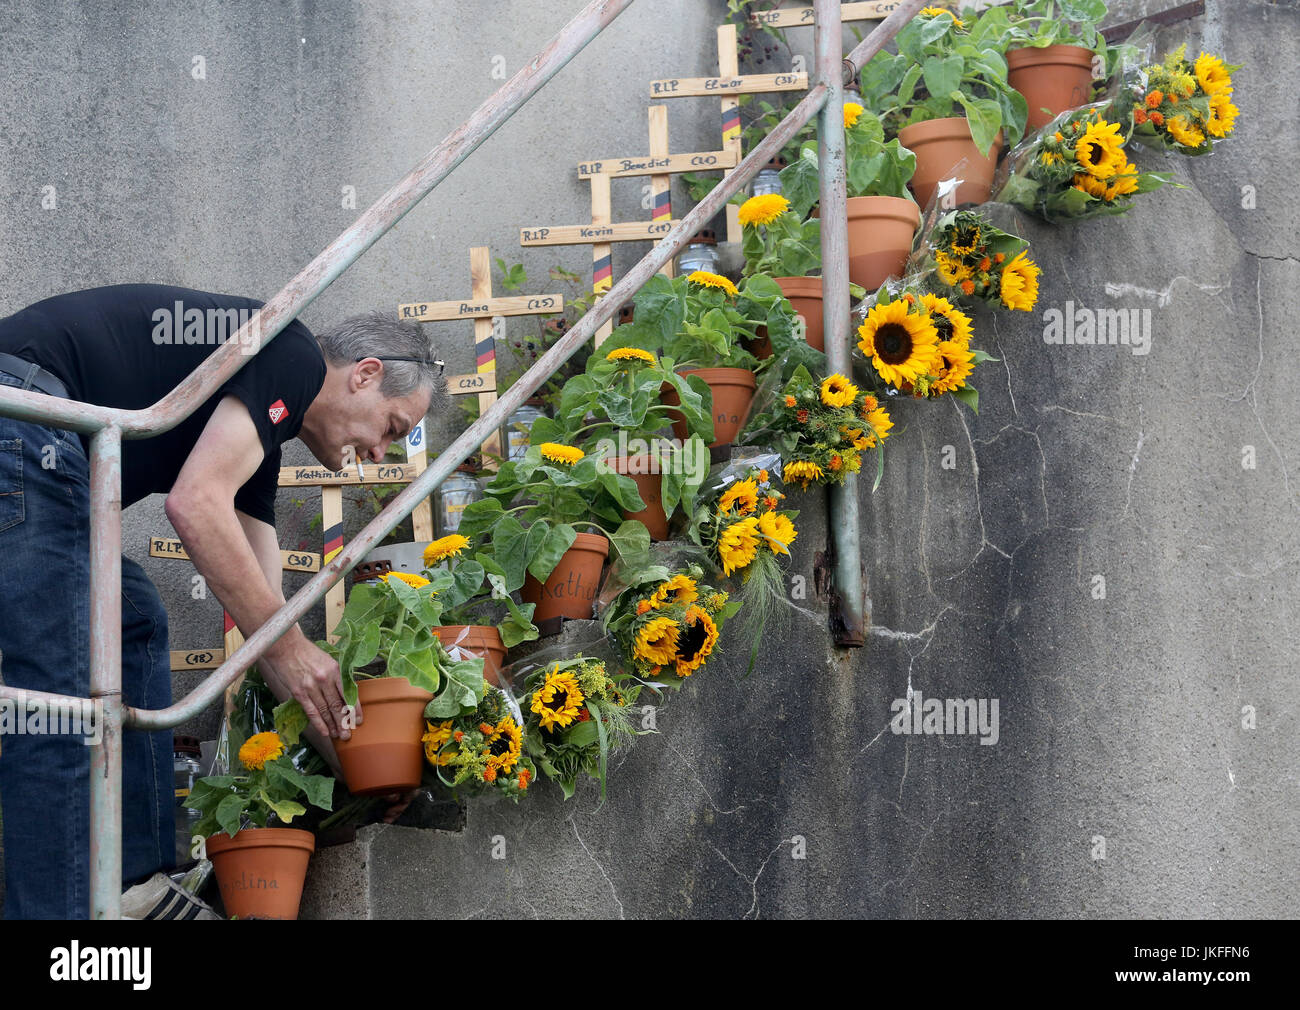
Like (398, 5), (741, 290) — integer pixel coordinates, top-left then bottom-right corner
(527, 523), (577, 583)
(272, 700), (308, 748)
(609, 520), (651, 574)
(215, 794), (248, 838)
(922, 54), (963, 100)
(951, 95), (1002, 156)
(951, 384), (979, 414)
(258, 789), (306, 826)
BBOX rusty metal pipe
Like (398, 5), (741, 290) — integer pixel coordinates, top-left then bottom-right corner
(87, 427), (124, 919)
(0, 0), (635, 439)
(126, 82), (832, 731)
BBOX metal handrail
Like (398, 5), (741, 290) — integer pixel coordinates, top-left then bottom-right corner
(0, 0), (924, 918)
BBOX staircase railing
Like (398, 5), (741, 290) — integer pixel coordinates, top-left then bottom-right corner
(0, 0), (925, 918)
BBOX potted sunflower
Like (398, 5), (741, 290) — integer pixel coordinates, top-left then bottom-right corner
(735, 192), (826, 352)
(861, 5), (1028, 207)
(456, 441), (649, 626)
(184, 707), (335, 919)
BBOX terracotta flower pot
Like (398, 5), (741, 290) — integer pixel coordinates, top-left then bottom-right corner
(334, 677), (434, 796)
(774, 276), (824, 351)
(609, 456), (669, 540)
(520, 531), (610, 623)
(205, 827), (314, 920)
(845, 195), (920, 292)
(1008, 45), (1095, 131)
(432, 625), (507, 686)
(663, 367), (758, 448)
(899, 117), (1003, 209)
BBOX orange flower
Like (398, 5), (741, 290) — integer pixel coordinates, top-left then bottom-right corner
(861, 394), (878, 414)
(797, 408), (809, 423)
(1053, 131), (1064, 142)
(994, 252), (1005, 263)
(1149, 110), (1164, 126)
(1134, 108), (1147, 124)
(636, 599), (652, 615)
(1145, 90), (1163, 108)
(576, 708), (591, 723)
(758, 469), (769, 482)
(479, 722), (494, 735)
(763, 495), (779, 511)
(484, 765), (498, 783)
(961, 279), (976, 295)
(978, 257), (991, 271)
(1168, 93), (1178, 104)
(518, 769), (531, 790)
(830, 454), (843, 471)
(453, 730), (464, 742)
(784, 394), (797, 407)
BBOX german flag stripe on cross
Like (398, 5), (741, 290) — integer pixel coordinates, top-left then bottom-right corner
(652, 190), (671, 221)
(593, 253), (613, 292)
(722, 107), (741, 144)
(323, 522), (344, 564)
(475, 331), (495, 373)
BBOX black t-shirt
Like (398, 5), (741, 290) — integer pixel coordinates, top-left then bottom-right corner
(0, 283), (327, 525)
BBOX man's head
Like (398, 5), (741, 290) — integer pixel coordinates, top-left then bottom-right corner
(301, 312), (445, 470)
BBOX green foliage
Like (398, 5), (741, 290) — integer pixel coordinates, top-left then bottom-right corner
(781, 108), (917, 209)
(740, 202), (821, 278)
(977, 0), (1109, 53)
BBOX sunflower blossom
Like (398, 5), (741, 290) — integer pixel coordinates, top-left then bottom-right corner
(674, 606), (720, 678)
(737, 193), (791, 228)
(688, 270), (739, 297)
(606, 346), (656, 365)
(382, 571), (431, 589)
(539, 441), (584, 465)
(999, 251), (1041, 312)
(820, 373), (859, 408)
(856, 298), (941, 388)
(717, 516), (761, 576)
(530, 668), (585, 732)
(783, 459), (824, 490)
(238, 731), (284, 771)
(423, 534), (470, 566)
(634, 617), (680, 666)
(422, 719), (455, 767)
(758, 510), (797, 556)
(718, 478), (759, 516)
(650, 573), (699, 609)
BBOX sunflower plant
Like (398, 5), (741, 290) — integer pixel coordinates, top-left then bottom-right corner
(185, 709), (335, 840)
(603, 564), (741, 687)
(860, 6), (1028, 157)
(456, 440), (650, 594)
(736, 192), (822, 279)
(316, 572), (488, 715)
(974, 0), (1109, 58)
(1114, 45), (1240, 155)
(416, 535), (538, 649)
(424, 686), (535, 802)
(779, 107), (917, 218)
(997, 105), (1173, 220)
(521, 656), (641, 800)
(925, 209), (1041, 311)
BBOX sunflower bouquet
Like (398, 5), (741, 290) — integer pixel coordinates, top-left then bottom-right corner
(602, 562), (741, 685)
(997, 104), (1172, 220)
(855, 290), (992, 413)
(923, 209), (1041, 312)
(423, 686), (535, 802)
(765, 366), (893, 491)
(519, 656), (641, 800)
(1114, 45), (1240, 155)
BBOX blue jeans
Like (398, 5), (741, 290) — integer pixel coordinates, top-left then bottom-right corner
(0, 370), (174, 918)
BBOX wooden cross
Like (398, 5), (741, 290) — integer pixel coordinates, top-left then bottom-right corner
(746, 1), (918, 29)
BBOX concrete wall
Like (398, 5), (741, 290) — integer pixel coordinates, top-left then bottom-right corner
(3, 0), (1296, 917)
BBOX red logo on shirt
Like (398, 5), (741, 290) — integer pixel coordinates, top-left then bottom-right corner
(268, 399), (289, 425)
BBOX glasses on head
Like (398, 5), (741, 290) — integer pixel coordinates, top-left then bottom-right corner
(356, 356), (446, 375)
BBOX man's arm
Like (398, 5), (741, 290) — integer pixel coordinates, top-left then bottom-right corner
(165, 394), (350, 739)
(237, 509), (344, 772)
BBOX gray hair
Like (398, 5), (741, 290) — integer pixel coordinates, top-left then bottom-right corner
(316, 311), (445, 404)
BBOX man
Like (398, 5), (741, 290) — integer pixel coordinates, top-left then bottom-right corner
(0, 283), (443, 918)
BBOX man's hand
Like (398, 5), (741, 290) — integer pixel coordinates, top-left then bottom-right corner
(263, 628), (353, 740)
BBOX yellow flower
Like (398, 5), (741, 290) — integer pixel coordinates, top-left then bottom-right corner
(999, 251), (1041, 312)
(649, 573), (699, 609)
(737, 193), (791, 228)
(687, 270), (739, 297)
(1194, 52), (1232, 96)
(1040, 150), (1063, 166)
(1073, 119), (1127, 180)
(1072, 172), (1108, 199)
(634, 617), (680, 666)
(757, 510), (797, 556)
(422, 719), (455, 767)
(381, 571), (431, 589)
(862, 407), (894, 448)
(819, 373), (859, 408)
(1205, 91), (1238, 138)
(606, 346), (656, 365)
(717, 516), (761, 576)
(843, 102), (864, 129)
(783, 459), (824, 490)
(919, 6), (964, 29)
(935, 250), (973, 286)
(705, 590), (729, 613)
(483, 715), (522, 773)
(1104, 162), (1141, 200)
(539, 441), (584, 465)
(718, 478), (759, 516)
(238, 731), (284, 771)
(674, 606), (720, 678)
(1165, 114), (1205, 149)
(920, 293), (973, 347)
(928, 340), (976, 396)
(948, 221), (981, 256)
(530, 669), (584, 732)
(857, 298), (941, 388)
(423, 534), (470, 566)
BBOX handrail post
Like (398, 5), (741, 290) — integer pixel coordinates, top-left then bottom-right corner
(88, 426), (124, 919)
(816, 0), (866, 646)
